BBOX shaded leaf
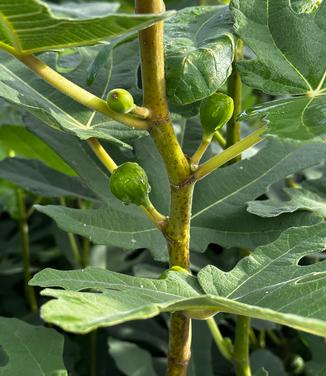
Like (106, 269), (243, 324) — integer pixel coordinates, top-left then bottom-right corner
(0, 125), (75, 175)
(165, 6), (234, 105)
(0, 157), (97, 199)
(232, 0), (326, 141)
(191, 138), (326, 251)
(250, 350), (286, 376)
(108, 338), (157, 376)
(0, 317), (66, 376)
(31, 223), (326, 337)
(0, 0), (174, 55)
(35, 204), (167, 261)
(301, 333), (326, 376)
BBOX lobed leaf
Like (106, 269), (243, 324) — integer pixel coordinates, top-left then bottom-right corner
(30, 223), (326, 337)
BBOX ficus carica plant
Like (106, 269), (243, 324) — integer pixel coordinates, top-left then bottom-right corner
(0, 0), (325, 375)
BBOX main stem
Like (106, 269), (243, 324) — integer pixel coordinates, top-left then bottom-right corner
(136, 1), (192, 374)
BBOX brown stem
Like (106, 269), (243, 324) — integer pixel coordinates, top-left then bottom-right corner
(166, 312), (192, 376)
(165, 184), (194, 269)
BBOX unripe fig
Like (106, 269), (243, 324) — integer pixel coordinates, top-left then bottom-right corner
(200, 93), (234, 137)
(107, 88), (134, 114)
(110, 162), (151, 206)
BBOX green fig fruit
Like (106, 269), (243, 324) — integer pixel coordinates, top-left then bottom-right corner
(110, 162), (151, 206)
(200, 93), (234, 137)
(107, 88), (134, 114)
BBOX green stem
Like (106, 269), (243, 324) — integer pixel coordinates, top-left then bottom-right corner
(226, 39), (244, 163)
(195, 127), (266, 181)
(18, 55), (148, 130)
(190, 136), (212, 171)
(59, 198), (82, 266)
(207, 317), (233, 361)
(15, 189), (38, 313)
(233, 316), (251, 376)
(214, 131), (227, 148)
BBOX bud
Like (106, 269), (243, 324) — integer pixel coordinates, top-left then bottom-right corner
(110, 162), (150, 206)
(107, 88), (134, 114)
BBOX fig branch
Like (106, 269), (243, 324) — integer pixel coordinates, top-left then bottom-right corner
(194, 126), (266, 181)
(136, 0), (192, 375)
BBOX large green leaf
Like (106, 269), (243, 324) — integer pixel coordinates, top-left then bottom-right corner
(34, 139), (325, 261)
(164, 6), (234, 105)
(247, 187), (326, 218)
(0, 157), (97, 200)
(0, 317), (66, 376)
(231, 0), (326, 141)
(31, 223), (326, 336)
(0, 49), (146, 145)
(0, 0), (173, 55)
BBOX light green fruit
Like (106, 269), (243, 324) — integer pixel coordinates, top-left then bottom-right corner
(107, 88), (134, 114)
(200, 93), (234, 137)
(110, 162), (150, 206)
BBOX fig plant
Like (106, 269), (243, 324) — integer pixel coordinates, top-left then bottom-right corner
(0, 0), (325, 375)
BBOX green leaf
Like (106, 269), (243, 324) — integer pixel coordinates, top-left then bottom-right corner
(247, 187), (326, 218)
(231, 0), (326, 141)
(108, 338), (158, 376)
(164, 6), (234, 105)
(0, 125), (75, 175)
(0, 317), (66, 376)
(31, 223), (326, 337)
(0, 0), (174, 55)
(0, 49), (145, 145)
(0, 157), (97, 199)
